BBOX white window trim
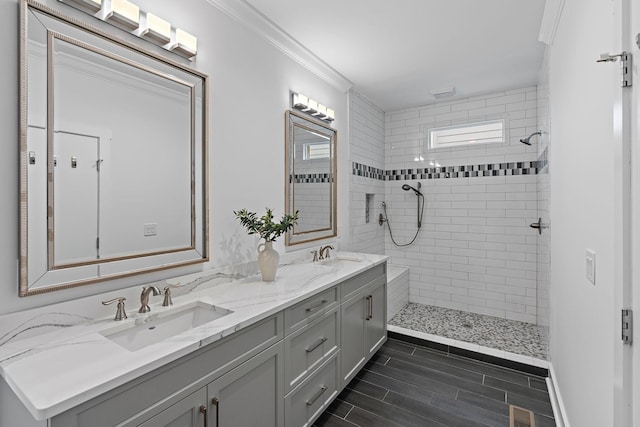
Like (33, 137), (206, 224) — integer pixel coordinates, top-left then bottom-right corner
(302, 141), (330, 160)
(427, 119), (507, 150)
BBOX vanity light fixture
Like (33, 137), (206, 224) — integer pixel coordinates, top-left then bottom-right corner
(315, 104), (327, 117)
(105, 0), (139, 30)
(59, 0), (102, 13)
(326, 108), (335, 121)
(170, 29), (198, 59)
(57, 0), (198, 59)
(293, 92), (309, 109)
(141, 13), (171, 45)
(291, 92), (334, 122)
(307, 98), (318, 113)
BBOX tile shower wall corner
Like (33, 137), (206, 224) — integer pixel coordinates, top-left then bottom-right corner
(349, 90), (385, 255)
(536, 61), (550, 332)
(384, 87), (540, 324)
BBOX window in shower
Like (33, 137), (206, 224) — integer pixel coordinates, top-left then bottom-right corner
(427, 119), (505, 149)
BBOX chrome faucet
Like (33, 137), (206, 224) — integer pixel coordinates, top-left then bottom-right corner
(162, 284), (184, 306)
(318, 245), (334, 260)
(102, 297), (127, 321)
(139, 285), (161, 313)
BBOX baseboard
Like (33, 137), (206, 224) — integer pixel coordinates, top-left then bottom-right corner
(546, 362), (570, 427)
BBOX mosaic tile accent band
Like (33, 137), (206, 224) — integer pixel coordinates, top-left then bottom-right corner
(352, 163), (385, 180)
(289, 173), (332, 183)
(352, 160), (543, 181)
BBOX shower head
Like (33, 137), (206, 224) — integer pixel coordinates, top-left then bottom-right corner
(402, 183), (423, 196)
(520, 131), (542, 145)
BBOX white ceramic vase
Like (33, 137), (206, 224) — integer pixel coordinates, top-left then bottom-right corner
(257, 241), (279, 282)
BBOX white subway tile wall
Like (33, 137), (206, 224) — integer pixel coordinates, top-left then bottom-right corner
(384, 87), (539, 323)
(348, 86), (543, 324)
(349, 90), (386, 255)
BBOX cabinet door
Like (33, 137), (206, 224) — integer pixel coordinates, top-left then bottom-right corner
(364, 278), (387, 357)
(138, 388), (207, 427)
(207, 343), (284, 427)
(340, 294), (366, 386)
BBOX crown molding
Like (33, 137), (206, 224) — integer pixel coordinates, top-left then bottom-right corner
(205, 0), (353, 93)
(538, 0), (565, 45)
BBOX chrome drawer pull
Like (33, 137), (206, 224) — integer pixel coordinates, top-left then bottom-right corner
(211, 398), (219, 426)
(199, 405), (208, 427)
(365, 295), (373, 320)
(305, 299), (328, 313)
(306, 385), (327, 406)
(305, 336), (328, 353)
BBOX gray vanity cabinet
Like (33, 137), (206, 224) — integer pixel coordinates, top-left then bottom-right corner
(50, 314), (283, 427)
(136, 343), (284, 427)
(137, 389), (207, 427)
(206, 343), (284, 427)
(364, 278), (387, 358)
(340, 264), (387, 386)
(42, 262), (386, 427)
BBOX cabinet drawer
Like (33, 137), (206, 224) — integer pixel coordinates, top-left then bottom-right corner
(284, 354), (339, 427)
(284, 286), (338, 335)
(52, 313), (283, 427)
(341, 263), (386, 302)
(284, 308), (339, 393)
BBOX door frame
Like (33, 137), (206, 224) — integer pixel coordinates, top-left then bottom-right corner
(612, 0), (634, 425)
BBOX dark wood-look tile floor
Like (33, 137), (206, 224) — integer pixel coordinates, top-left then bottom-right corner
(314, 337), (556, 427)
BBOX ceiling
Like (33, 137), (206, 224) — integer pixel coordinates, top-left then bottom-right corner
(244, 0), (547, 112)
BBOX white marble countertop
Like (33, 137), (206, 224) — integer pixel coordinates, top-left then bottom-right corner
(0, 252), (387, 421)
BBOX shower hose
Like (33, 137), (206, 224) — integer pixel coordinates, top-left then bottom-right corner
(382, 195), (425, 247)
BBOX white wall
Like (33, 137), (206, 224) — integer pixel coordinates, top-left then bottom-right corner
(383, 88), (541, 323)
(0, 0), (348, 315)
(548, 0), (615, 425)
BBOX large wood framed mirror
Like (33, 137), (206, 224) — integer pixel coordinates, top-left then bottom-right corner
(20, 0), (209, 296)
(285, 110), (337, 246)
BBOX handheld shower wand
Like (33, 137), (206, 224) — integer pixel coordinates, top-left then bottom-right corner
(380, 182), (425, 246)
(402, 182), (423, 228)
(520, 131), (542, 145)
(401, 183), (423, 196)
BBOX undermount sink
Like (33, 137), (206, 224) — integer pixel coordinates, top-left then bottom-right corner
(101, 301), (232, 352)
(320, 255), (364, 265)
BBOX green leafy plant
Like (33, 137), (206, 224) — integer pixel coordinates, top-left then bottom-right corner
(234, 208), (299, 242)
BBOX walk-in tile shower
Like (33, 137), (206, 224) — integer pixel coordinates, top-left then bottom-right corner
(349, 85), (550, 361)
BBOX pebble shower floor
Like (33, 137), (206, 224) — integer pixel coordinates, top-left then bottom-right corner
(389, 302), (548, 360)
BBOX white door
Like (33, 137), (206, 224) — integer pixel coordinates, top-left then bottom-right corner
(628, 0), (640, 424)
(613, 0), (635, 425)
(53, 130), (99, 265)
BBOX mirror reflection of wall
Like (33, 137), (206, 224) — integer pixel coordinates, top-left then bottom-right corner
(292, 127), (331, 233)
(50, 36), (192, 265)
(285, 110), (337, 245)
